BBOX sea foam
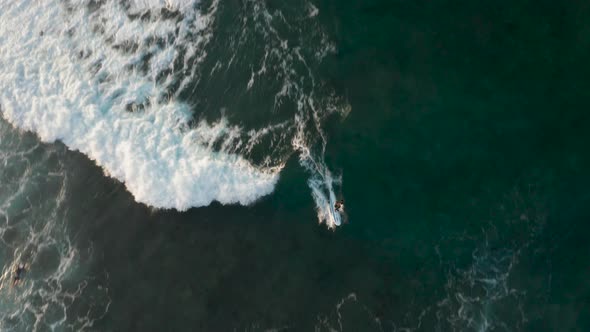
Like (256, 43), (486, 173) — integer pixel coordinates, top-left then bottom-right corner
(0, 0), (279, 210)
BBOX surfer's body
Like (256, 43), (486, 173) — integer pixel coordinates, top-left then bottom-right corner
(13, 264), (26, 286)
(334, 199), (344, 212)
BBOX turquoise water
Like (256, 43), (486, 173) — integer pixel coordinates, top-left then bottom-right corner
(1, 0), (590, 330)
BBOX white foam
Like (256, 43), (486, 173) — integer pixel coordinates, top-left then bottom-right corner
(243, 0), (348, 228)
(128, 0), (194, 13)
(0, 0), (279, 210)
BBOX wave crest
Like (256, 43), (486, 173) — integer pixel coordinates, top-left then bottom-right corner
(0, 0), (279, 210)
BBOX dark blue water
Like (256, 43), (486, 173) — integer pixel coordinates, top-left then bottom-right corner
(1, 0), (590, 331)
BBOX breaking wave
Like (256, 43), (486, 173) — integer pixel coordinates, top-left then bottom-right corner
(0, 0), (348, 227)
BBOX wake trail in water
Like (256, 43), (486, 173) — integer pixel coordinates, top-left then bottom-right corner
(0, 0), (349, 228)
(217, 0), (350, 227)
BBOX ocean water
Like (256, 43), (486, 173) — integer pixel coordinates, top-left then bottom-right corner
(1, 0), (589, 331)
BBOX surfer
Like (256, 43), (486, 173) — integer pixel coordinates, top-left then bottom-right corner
(334, 199), (344, 212)
(13, 264), (26, 286)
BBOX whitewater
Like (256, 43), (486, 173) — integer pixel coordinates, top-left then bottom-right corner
(0, 0), (347, 227)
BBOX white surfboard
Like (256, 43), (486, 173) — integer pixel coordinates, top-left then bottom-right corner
(328, 193), (342, 227)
